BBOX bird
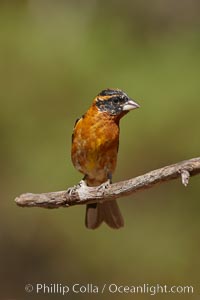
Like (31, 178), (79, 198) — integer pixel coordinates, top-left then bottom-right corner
(70, 88), (140, 229)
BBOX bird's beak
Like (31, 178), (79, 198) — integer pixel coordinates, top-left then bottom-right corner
(122, 99), (140, 111)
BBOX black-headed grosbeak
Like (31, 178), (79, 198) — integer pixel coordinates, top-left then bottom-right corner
(70, 89), (140, 229)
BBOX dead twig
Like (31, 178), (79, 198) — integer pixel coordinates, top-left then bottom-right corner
(15, 157), (200, 209)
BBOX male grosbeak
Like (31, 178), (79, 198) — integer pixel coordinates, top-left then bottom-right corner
(70, 88), (140, 229)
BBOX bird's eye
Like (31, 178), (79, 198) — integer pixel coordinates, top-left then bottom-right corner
(113, 98), (119, 104)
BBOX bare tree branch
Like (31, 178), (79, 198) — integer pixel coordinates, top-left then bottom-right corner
(15, 157), (200, 209)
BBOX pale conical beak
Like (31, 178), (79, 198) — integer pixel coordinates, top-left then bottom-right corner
(122, 99), (140, 111)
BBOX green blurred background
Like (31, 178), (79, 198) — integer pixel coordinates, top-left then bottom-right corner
(0, 0), (200, 299)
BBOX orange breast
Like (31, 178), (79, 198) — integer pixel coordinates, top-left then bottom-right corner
(71, 105), (119, 186)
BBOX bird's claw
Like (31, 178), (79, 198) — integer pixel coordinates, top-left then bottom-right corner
(97, 179), (111, 192)
(67, 180), (87, 196)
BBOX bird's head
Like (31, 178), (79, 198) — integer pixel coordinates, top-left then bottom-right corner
(94, 88), (140, 118)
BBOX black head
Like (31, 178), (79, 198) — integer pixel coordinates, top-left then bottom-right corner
(95, 88), (140, 116)
(98, 89), (125, 97)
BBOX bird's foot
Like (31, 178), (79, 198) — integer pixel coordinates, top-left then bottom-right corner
(67, 180), (87, 196)
(97, 179), (111, 192)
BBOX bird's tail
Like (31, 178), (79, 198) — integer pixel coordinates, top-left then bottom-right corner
(85, 200), (124, 229)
